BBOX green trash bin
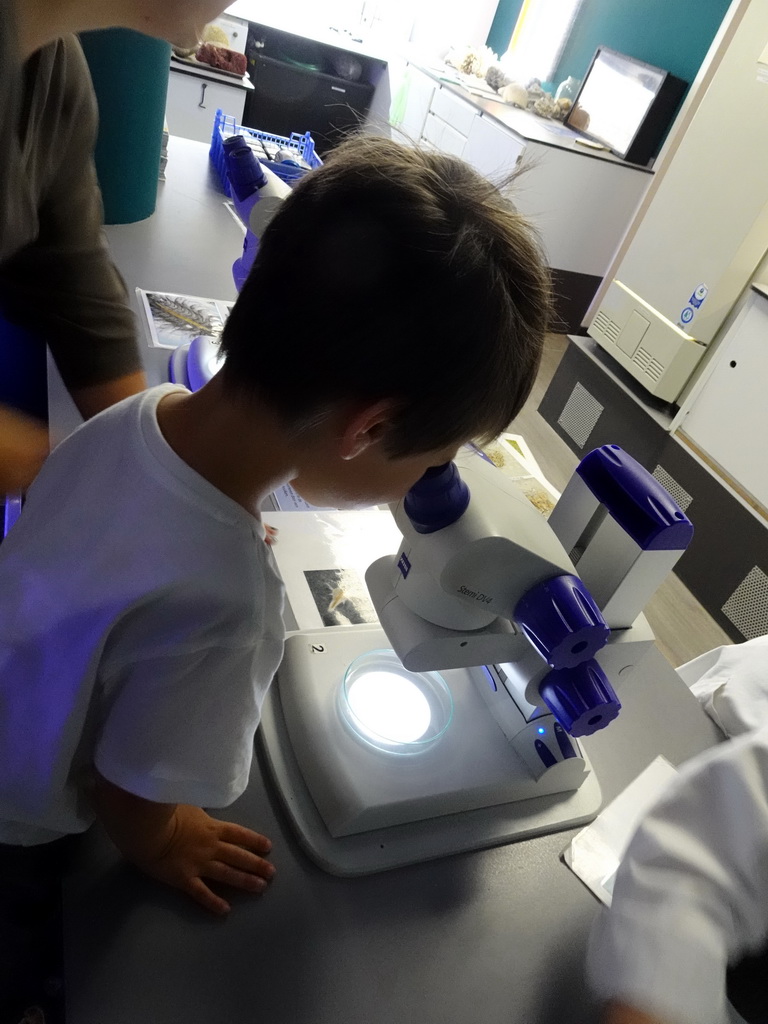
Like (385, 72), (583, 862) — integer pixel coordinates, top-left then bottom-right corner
(79, 28), (171, 225)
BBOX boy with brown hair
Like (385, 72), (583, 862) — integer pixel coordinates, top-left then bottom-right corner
(0, 136), (551, 920)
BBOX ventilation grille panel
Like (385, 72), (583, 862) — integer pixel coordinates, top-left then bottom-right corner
(557, 383), (604, 449)
(593, 310), (621, 344)
(722, 566), (768, 641)
(652, 465), (693, 513)
(632, 347), (665, 383)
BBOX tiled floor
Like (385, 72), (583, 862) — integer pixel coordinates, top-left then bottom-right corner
(513, 334), (732, 668)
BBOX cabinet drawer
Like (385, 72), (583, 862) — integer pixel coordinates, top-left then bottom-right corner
(395, 65), (436, 142)
(166, 71), (247, 144)
(463, 115), (526, 180)
(422, 110), (468, 157)
(429, 87), (478, 138)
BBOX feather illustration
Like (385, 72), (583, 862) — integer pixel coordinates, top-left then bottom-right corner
(146, 293), (223, 338)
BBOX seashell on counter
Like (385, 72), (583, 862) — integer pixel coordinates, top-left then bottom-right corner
(500, 82), (529, 108)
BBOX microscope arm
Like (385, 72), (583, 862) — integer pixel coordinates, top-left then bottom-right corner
(367, 446), (692, 739)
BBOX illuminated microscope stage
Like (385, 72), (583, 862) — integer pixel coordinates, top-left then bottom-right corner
(259, 625), (603, 876)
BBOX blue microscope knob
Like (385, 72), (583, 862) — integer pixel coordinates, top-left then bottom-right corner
(514, 573), (610, 669)
(539, 659), (621, 737)
(576, 445), (694, 552)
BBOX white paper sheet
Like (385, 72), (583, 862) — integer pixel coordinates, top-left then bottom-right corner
(262, 510), (403, 632)
(563, 755), (678, 905)
(271, 483), (337, 513)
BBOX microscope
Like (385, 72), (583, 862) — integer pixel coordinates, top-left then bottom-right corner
(168, 136), (290, 391)
(259, 443), (693, 875)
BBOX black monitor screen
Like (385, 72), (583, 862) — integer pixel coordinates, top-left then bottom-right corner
(566, 48), (667, 158)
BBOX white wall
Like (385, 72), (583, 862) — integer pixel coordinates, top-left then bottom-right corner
(227, 0), (497, 58)
(408, 0), (499, 58)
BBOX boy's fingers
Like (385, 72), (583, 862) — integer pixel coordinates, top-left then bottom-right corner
(217, 821), (272, 854)
(263, 524), (279, 546)
(217, 842), (276, 879)
(206, 860), (270, 893)
(186, 876), (230, 916)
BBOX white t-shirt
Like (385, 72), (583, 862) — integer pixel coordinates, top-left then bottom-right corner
(0, 385), (285, 845)
(588, 722), (768, 1024)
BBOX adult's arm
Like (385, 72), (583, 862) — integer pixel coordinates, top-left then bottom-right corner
(0, 404), (49, 491)
(69, 370), (148, 419)
(588, 726), (768, 1024)
(0, 37), (146, 419)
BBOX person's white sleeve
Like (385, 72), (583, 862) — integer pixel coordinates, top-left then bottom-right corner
(677, 636), (768, 738)
(94, 636), (279, 809)
(588, 726), (768, 1024)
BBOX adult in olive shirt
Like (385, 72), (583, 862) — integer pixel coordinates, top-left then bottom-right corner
(1, 0), (231, 493)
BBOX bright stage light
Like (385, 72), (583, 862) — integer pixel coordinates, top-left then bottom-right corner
(347, 670), (432, 743)
(340, 650), (453, 754)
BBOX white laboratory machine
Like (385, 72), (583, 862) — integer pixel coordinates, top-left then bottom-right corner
(259, 444), (693, 875)
(587, 0), (768, 402)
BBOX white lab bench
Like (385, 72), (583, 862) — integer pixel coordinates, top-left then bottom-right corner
(59, 138), (722, 1024)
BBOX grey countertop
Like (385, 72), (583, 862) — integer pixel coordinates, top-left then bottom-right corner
(61, 137), (719, 1024)
(411, 60), (654, 172)
(169, 54), (254, 90)
(63, 645), (720, 1024)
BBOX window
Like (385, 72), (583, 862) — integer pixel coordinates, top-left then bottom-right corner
(501, 0), (585, 84)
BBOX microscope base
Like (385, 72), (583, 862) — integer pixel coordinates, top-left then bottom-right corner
(258, 627), (603, 876)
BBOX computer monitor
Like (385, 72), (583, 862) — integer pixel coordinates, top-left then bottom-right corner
(564, 47), (687, 165)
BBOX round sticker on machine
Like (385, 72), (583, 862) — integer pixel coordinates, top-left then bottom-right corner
(689, 283), (709, 309)
(680, 307), (694, 324)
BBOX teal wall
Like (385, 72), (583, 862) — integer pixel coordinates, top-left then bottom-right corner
(553, 0), (733, 88)
(486, 0), (525, 57)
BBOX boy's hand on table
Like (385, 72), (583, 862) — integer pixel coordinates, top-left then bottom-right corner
(94, 773), (275, 915)
(137, 804), (276, 915)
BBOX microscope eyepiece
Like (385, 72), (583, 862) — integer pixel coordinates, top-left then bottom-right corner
(404, 461), (470, 535)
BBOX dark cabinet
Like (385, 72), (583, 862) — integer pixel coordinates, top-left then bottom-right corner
(241, 25), (383, 156)
(243, 54), (374, 154)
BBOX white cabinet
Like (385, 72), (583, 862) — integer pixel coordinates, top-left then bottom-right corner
(462, 114), (525, 180)
(421, 87), (478, 157)
(394, 68), (478, 158)
(429, 87), (477, 138)
(396, 65), (436, 143)
(509, 143), (646, 276)
(165, 68), (250, 144)
(208, 13), (249, 52)
(677, 287), (768, 509)
(422, 110), (469, 157)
